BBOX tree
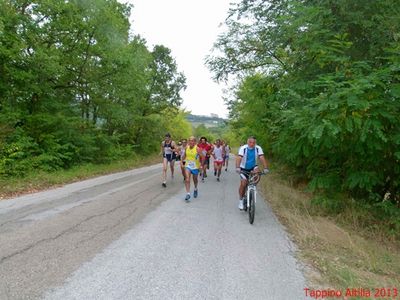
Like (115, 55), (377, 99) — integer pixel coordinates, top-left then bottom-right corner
(0, 0), (188, 175)
(146, 45), (187, 114)
(193, 124), (215, 142)
(208, 0), (400, 204)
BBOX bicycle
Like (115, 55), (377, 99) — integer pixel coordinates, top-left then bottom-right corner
(241, 170), (265, 224)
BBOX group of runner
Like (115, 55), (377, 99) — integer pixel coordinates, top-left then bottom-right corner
(161, 133), (270, 210)
(160, 134), (231, 201)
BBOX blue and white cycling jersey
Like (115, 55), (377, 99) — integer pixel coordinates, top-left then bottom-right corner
(238, 145), (264, 169)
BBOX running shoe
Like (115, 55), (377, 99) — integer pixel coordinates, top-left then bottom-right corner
(162, 182), (167, 188)
(238, 199), (244, 210)
(193, 189), (198, 198)
(185, 194), (191, 201)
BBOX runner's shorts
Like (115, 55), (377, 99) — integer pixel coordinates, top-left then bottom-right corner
(164, 153), (177, 162)
(240, 166), (258, 180)
(214, 160), (224, 166)
(186, 167), (199, 175)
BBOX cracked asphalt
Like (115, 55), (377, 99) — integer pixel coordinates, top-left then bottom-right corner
(0, 163), (307, 300)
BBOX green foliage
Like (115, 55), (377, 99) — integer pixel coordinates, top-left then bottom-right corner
(208, 0), (400, 210)
(0, 0), (187, 177)
(147, 46), (187, 113)
(163, 109), (192, 140)
(193, 124), (216, 142)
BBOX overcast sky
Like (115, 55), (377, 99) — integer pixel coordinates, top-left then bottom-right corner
(123, 0), (234, 118)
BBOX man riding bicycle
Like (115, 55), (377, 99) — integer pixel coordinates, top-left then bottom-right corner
(236, 136), (270, 210)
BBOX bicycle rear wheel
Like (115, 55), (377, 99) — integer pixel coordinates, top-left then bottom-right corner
(249, 189), (255, 224)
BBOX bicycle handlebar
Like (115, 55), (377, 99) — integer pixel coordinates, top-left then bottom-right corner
(239, 170), (267, 176)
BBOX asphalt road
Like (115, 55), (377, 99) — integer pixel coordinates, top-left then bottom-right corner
(0, 162), (307, 300)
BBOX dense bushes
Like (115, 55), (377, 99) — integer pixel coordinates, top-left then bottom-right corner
(208, 0), (400, 207)
(0, 0), (188, 177)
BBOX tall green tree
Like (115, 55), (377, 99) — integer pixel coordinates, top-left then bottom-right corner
(146, 45), (187, 113)
(0, 0), (187, 175)
(208, 0), (400, 204)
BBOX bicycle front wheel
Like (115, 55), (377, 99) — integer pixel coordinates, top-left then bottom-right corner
(249, 189), (255, 224)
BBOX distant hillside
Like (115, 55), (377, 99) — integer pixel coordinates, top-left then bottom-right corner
(186, 114), (226, 128)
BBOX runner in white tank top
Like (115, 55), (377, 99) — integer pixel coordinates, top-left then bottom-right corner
(212, 139), (225, 181)
(213, 146), (224, 161)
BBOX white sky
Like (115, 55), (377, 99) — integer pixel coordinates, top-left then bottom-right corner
(123, 0), (233, 118)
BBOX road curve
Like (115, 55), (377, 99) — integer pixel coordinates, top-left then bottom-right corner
(0, 162), (307, 300)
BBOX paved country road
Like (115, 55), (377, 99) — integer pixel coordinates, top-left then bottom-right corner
(0, 163), (308, 300)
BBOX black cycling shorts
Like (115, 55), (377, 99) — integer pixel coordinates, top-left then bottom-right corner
(240, 166), (258, 180)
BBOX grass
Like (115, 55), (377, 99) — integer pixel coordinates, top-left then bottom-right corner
(259, 168), (400, 296)
(0, 153), (161, 200)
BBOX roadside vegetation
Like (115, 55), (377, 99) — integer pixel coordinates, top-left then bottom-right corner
(0, 153), (161, 200)
(0, 1), (191, 189)
(208, 0), (400, 292)
(260, 168), (400, 294)
(193, 120), (239, 147)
